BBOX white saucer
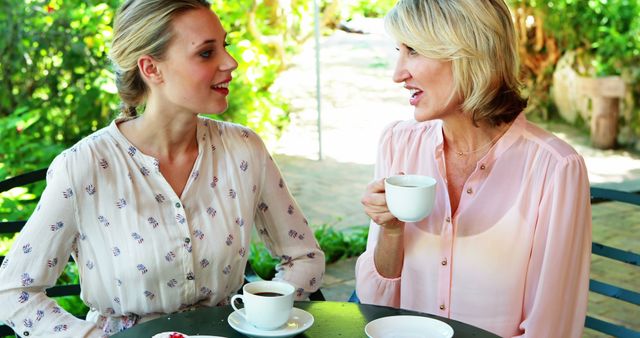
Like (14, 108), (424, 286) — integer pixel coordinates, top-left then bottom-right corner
(152, 332), (225, 338)
(364, 315), (454, 338)
(227, 307), (314, 338)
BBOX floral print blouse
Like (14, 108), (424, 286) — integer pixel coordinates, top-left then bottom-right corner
(0, 117), (325, 337)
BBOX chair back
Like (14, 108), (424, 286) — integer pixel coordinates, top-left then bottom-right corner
(586, 187), (640, 337)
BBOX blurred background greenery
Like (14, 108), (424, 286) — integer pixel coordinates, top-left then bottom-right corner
(1, 0), (639, 322)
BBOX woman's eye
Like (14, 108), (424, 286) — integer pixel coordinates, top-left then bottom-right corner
(407, 46), (418, 55)
(224, 41), (230, 48)
(200, 50), (212, 58)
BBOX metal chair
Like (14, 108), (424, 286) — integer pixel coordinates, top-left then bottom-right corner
(585, 187), (640, 337)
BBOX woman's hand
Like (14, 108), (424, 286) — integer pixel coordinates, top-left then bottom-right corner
(361, 177), (404, 233)
(362, 176), (406, 278)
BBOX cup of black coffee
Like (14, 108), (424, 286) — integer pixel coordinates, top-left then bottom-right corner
(230, 280), (295, 330)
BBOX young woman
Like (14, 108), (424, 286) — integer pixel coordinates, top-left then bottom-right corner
(357, 1), (591, 337)
(0, 1), (324, 336)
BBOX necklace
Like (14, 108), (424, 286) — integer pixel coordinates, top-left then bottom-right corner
(450, 127), (508, 157)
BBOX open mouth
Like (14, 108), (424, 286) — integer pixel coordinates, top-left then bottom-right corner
(211, 81), (230, 95)
(409, 88), (424, 105)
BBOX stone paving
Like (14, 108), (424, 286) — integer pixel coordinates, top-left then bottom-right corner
(268, 18), (640, 338)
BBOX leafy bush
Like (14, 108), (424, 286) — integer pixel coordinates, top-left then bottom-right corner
(54, 262), (90, 317)
(248, 242), (281, 280)
(315, 224), (368, 263)
(0, 0), (121, 177)
(344, 0), (396, 19)
(510, 0), (640, 141)
(248, 224), (369, 280)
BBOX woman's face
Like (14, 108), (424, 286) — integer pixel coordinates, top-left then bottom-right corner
(392, 44), (460, 122)
(153, 8), (238, 115)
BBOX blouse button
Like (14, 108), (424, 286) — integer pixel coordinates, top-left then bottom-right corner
(466, 188), (473, 194)
(175, 202), (181, 208)
(187, 275), (195, 281)
(23, 332), (30, 337)
(439, 304), (446, 310)
(480, 164), (486, 170)
(441, 258), (447, 266)
(184, 237), (191, 244)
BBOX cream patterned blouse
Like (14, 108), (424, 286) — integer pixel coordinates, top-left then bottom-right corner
(0, 116), (325, 337)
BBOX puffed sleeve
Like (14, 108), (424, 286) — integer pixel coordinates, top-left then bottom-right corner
(516, 154), (591, 337)
(252, 137), (325, 300)
(0, 154), (103, 337)
(355, 121), (402, 307)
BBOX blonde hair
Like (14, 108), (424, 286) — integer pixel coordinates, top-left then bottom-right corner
(109, 0), (211, 117)
(385, 0), (527, 126)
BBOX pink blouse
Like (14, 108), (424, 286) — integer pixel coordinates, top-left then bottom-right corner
(355, 114), (592, 337)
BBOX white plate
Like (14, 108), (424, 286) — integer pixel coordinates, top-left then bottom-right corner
(227, 307), (314, 338)
(364, 315), (454, 338)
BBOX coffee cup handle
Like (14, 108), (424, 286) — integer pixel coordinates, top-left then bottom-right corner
(230, 294), (247, 320)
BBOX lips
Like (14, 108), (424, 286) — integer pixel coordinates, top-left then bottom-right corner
(211, 79), (231, 96)
(408, 88), (424, 106)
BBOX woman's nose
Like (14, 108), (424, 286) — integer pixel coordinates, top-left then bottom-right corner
(392, 59), (409, 83)
(221, 52), (238, 72)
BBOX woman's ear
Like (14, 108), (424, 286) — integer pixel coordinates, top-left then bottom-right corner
(138, 55), (163, 84)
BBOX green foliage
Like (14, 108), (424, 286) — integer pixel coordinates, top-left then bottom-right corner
(209, 0), (311, 142)
(344, 0), (396, 19)
(510, 0), (640, 142)
(54, 263), (90, 317)
(0, 0), (121, 177)
(512, 0), (640, 77)
(248, 224), (369, 280)
(248, 242), (280, 280)
(0, 184), (44, 224)
(315, 224), (368, 263)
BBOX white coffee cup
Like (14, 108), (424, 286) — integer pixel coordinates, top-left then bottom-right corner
(230, 280), (295, 330)
(384, 174), (437, 222)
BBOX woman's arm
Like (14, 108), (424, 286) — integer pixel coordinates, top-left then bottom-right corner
(516, 155), (592, 338)
(361, 178), (405, 278)
(0, 154), (103, 337)
(355, 121), (405, 307)
(253, 137), (325, 300)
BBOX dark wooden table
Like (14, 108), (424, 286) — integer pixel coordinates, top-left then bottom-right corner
(113, 301), (500, 337)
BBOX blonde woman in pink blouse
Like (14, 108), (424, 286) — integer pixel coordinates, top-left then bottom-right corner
(0, 1), (324, 337)
(357, 1), (591, 337)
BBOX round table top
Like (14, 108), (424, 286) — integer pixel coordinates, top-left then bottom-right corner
(113, 301), (499, 337)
